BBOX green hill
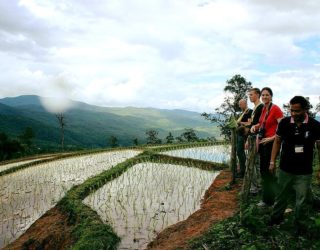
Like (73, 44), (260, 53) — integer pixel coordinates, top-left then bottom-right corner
(0, 95), (219, 149)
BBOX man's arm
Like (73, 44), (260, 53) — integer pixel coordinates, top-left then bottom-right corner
(269, 135), (282, 173)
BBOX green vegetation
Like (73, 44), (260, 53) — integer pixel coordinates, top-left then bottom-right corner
(108, 136), (119, 148)
(18, 127), (34, 148)
(145, 129), (162, 144)
(0, 132), (23, 161)
(188, 190), (320, 250)
(0, 127), (36, 161)
(148, 140), (227, 153)
(0, 95), (219, 150)
(165, 132), (174, 143)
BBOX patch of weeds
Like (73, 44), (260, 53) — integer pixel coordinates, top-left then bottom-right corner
(188, 189), (320, 250)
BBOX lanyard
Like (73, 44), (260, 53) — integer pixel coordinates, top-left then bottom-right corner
(261, 103), (273, 129)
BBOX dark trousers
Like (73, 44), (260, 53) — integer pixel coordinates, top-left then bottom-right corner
(236, 135), (246, 175)
(271, 169), (312, 224)
(259, 141), (277, 205)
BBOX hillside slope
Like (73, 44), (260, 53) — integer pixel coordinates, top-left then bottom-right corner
(0, 95), (219, 148)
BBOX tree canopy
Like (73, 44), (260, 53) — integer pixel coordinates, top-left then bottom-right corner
(202, 74), (252, 140)
(0, 132), (24, 161)
(165, 132), (174, 144)
(180, 128), (199, 142)
(108, 135), (119, 148)
(18, 127), (34, 147)
(145, 129), (162, 145)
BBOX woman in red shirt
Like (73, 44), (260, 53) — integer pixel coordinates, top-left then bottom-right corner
(251, 87), (283, 206)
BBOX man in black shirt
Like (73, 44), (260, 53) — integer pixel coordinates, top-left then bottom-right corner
(247, 88), (264, 193)
(269, 96), (320, 226)
(248, 88), (264, 129)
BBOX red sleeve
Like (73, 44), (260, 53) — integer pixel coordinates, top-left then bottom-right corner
(265, 104), (283, 137)
(272, 105), (283, 120)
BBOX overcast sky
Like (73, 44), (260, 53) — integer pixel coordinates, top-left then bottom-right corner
(0, 0), (319, 113)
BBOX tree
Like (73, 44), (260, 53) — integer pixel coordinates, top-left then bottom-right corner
(0, 132), (8, 160)
(165, 132), (174, 144)
(283, 96), (319, 118)
(175, 136), (184, 143)
(145, 129), (162, 145)
(305, 97), (315, 118)
(180, 128), (199, 142)
(109, 136), (119, 148)
(316, 97), (320, 114)
(0, 132), (8, 143)
(18, 127), (34, 148)
(202, 74), (252, 140)
(133, 138), (139, 146)
(207, 136), (217, 142)
(56, 113), (66, 150)
(282, 103), (290, 117)
(0, 132), (23, 160)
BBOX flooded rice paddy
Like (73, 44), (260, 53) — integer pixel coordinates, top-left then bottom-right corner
(0, 150), (140, 248)
(161, 145), (230, 163)
(83, 162), (219, 250)
(0, 157), (55, 174)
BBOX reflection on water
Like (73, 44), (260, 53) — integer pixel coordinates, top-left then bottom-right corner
(161, 145), (230, 163)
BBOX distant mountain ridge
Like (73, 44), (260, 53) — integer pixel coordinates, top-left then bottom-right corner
(0, 95), (219, 149)
(0, 95), (44, 107)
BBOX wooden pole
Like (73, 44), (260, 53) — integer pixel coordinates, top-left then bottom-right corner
(316, 141), (320, 185)
(241, 135), (256, 204)
(240, 135), (257, 222)
(230, 127), (237, 185)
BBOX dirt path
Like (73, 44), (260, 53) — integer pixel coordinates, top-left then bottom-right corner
(147, 170), (241, 250)
(4, 170), (241, 250)
(4, 207), (74, 250)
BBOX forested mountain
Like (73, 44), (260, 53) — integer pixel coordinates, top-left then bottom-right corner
(0, 95), (219, 149)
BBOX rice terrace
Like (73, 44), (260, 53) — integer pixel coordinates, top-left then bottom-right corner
(0, 142), (236, 250)
(1, 87), (319, 250)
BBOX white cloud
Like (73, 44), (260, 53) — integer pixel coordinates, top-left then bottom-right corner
(258, 67), (320, 106)
(0, 0), (319, 113)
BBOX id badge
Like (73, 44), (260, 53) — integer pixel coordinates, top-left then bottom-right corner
(295, 145), (304, 153)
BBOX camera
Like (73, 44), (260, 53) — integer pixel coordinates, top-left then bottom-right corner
(258, 127), (265, 140)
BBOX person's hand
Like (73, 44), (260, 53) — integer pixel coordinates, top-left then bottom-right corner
(269, 162), (276, 174)
(259, 137), (274, 145)
(245, 140), (249, 149)
(250, 125), (257, 133)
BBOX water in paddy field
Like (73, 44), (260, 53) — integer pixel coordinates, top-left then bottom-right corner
(161, 145), (230, 163)
(0, 157), (55, 174)
(0, 150), (141, 249)
(83, 163), (219, 250)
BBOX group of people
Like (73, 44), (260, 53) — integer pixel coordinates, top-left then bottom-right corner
(236, 87), (320, 227)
